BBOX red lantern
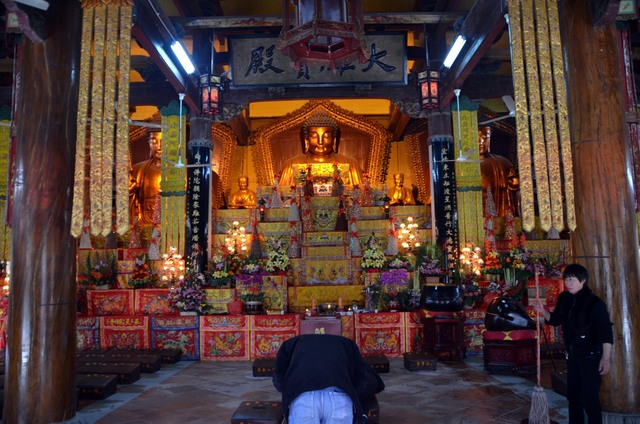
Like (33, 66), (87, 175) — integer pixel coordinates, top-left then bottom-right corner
(418, 69), (440, 110)
(199, 74), (223, 117)
(278, 0), (367, 69)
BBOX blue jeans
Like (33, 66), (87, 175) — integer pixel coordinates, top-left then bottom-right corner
(288, 386), (353, 424)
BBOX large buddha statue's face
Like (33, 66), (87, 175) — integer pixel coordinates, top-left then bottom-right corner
(306, 126), (335, 157)
(478, 126), (491, 155)
(149, 132), (163, 160)
(238, 176), (249, 190)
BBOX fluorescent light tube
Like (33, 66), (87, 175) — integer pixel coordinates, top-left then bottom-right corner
(171, 41), (196, 74)
(442, 35), (466, 69)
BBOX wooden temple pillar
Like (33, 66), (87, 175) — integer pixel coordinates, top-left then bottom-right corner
(4, 1), (81, 423)
(562, 0), (640, 418)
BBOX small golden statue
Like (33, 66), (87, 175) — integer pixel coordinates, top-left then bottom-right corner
(279, 112), (363, 189)
(388, 173), (415, 206)
(130, 131), (162, 226)
(478, 125), (520, 217)
(227, 176), (257, 209)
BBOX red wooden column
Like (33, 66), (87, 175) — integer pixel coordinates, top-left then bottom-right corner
(561, 0), (640, 418)
(3, 2), (81, 423)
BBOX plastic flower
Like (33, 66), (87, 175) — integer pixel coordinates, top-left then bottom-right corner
(361, 234), (386, 269)
(169, 272), (205, 313)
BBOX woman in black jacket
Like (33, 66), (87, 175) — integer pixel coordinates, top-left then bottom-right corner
(533, 263), (613, 424)
(273, 334), (385, 424)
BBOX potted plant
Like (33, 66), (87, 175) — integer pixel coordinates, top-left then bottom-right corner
(205, 250), (234, 288)
(128, 254), (158, 289)
(416, 241), (445, 284)
(235, 260), (268, 314)
(264, 237), (291, 275)
(169, 271), (206, 315)
(79, 251), (117, 290)
(360, 233), (386, 271)
(378, 268), (409, 311)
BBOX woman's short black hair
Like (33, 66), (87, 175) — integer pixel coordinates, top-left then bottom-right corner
(562, 263), (589, 286)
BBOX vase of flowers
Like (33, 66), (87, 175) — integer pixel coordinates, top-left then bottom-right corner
(79, 251), (117, 290)
(361, 233), (386, 271)
(236, 260), (268, 314)
(416, 241), (445, 285)
(379, 268), (409, 311)
(128, 254), (158, 289)
(265, 237), (291, 275)
(206, 250), (234, 288)
(169, 271), (206, 314)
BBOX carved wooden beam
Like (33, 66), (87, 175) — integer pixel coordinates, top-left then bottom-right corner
(179, 12), (464, 30)
(439, 0), (507, 108)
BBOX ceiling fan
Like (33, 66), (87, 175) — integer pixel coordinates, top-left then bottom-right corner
(478, 95), (516, 125)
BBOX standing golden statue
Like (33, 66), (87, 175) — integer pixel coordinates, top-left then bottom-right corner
(130, 131), (162, 226)
(279, 112), (363, 189)
(388, 173), (415, 206)
(228, 176), (257, 209)
(478, 125), (520, 217)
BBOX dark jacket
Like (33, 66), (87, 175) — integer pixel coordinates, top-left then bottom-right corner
(273, 334), (385, 422)
(546, 286), (613, 357)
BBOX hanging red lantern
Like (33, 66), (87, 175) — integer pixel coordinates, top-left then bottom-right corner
(418, 69), (440, 110)
(278, 0), (368, 70)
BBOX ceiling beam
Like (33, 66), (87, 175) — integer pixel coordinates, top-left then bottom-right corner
(178, 12), (464, 30)
(439, 0), (508, 108)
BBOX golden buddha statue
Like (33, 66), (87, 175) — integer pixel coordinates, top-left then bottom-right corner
(478, 125), (520, 217)
(388, 173), (415, 206)
(130, 131), (162, 226)
(228, 176), (257, 209)
(279, 112), (363, 189)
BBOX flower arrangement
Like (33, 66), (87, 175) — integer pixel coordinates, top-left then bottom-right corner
(236, 260), (268, 302)
(361, 233), (386, 269)
(169, 271), (206, 313)
(376, 268), (409, 310)
(463, 283), (483, 308)
(387, 254), (410, 270)
(128, 254), (158, 289)
(264, 237), (291, 273)
(395, 288), (421, 311)
(416, 241), (445, 276)
(205, 248), (233, 288)
(80, 252), (117, 288)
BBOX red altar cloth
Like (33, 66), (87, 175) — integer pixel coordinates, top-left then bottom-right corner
(151, 315), (200, 360)
(77, 316), (100, 350)
(200, 315), (250, 361)
(88, 289), (134, 316)
(99, 315), (150, 350)
(355, 312), (405, 357)
(250, 314), (300, 359)
(135, 289), (176, 315)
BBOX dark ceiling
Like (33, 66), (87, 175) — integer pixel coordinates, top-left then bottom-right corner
(0, 0), (637, 133)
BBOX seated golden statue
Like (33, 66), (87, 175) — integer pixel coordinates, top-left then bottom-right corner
(130, 131), (162, 226)
(228, 176), (257, 209)
(279, 112), (363, 191)
(388, 173), (415, 206)
(478, 125), (520, 217)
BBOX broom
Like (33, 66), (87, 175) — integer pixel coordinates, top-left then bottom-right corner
(528, 270), (550, 424)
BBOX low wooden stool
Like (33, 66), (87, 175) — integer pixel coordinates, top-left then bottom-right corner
(106, 351), (163, 373)
(230, 400), (284, 424)
(252, 358), (277, 377)
(76, 373), (118, 400)
(403, 352), (437, 371)
(364, 355), (389, 373)
(116, 348), (183, 364)
(361, 395), (380, 424)
(482, 330), (536, 374)
(76, 362), (141, 384)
